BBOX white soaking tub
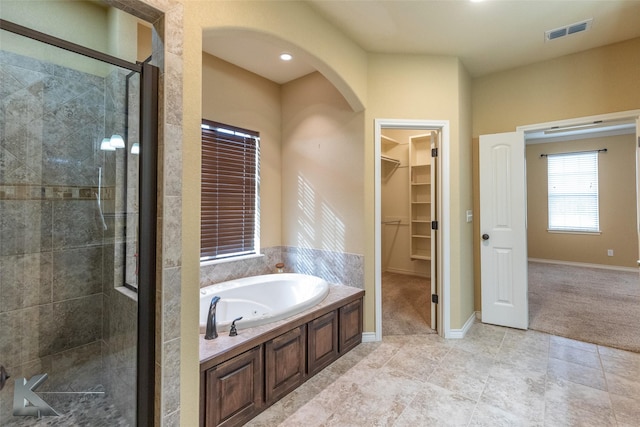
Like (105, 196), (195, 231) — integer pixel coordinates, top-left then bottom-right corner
(199, 273), (329, 333)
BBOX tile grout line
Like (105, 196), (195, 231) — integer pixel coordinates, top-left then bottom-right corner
(542, 333), (551, 426)
(597, 345), (619, 425)
(464, 328), (508, 426)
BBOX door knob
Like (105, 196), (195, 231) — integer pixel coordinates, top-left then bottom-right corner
(482, 234), (490, 241)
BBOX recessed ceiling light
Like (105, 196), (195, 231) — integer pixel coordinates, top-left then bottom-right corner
(280, 52), (293, 61)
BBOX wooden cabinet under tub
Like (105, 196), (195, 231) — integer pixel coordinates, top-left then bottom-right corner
(307, 310), (339, 376)
(339, 298), (363, 353)
(200, 287), (364, 427)
(265, 325), (306, 405)
(203, 346), (263, 427)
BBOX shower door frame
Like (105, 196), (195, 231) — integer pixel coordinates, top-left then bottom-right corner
(0, 19), (158, 426)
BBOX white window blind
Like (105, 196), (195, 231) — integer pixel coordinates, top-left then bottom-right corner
(547, 151), (599, 232)
(201, 120), (260, 261)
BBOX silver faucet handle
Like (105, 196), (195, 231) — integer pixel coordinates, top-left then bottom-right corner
(229, 317), (243, 336)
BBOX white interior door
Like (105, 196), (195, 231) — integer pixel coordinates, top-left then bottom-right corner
(430, 131), (439, 329)
(479, 131), (528, 329)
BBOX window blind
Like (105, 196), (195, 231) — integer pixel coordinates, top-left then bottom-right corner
(547, 151), (599, 232)
(201, 120), (260, 261)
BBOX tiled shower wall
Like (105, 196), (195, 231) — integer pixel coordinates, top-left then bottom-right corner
(0, 49), (135, 424)
(200, 246), (364, 289)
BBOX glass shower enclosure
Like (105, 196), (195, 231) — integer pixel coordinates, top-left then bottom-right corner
(0, 19), (157, 426)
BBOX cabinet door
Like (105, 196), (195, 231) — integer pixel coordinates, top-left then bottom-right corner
(265, 325), (306, 404)
(339, 298), (363, 353)
(307, 310), (339, 376)
(204, 346), (263, 427)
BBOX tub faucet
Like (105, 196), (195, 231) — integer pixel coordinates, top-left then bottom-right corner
(204, 296), (221, 340)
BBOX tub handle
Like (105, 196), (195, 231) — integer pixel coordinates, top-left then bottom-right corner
(229, 317), (243, 337)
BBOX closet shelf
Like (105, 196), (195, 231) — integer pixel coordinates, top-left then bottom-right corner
(381, 135), (400, 150)
(409, 134), (432, 263)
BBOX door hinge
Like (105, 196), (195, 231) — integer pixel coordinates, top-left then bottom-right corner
(431, 220), (438, 230)
(431, 294), (439, 304)
(431, 148), (438, 157)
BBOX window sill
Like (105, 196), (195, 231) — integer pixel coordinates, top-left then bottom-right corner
(200, 252), (264, 267)
(116, 285), (138, 302)
(547, 229), (601, 235)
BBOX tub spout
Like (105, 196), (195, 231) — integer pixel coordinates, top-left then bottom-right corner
(204, 296), (221, 340)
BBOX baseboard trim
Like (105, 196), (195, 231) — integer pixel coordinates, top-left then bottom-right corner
(528, 258), (638, 273)
(447, 312), (476, 339)
(361, 332), (378, 343)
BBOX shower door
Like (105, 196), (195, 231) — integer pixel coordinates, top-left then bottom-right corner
(0, 21), (156, 426)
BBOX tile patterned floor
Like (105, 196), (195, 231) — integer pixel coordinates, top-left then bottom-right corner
(247, 322), (640, 426)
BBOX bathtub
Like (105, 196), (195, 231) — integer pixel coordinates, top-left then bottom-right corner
(199, 273), (330, 333)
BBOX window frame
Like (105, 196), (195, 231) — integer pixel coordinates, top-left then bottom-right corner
(546, 150), (601, 234)
(200, 119), (260, 263)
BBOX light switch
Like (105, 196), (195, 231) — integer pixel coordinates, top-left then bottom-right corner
(466, 210), (473, 223)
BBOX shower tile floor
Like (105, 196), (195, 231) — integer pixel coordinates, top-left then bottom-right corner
(3, 386), (128, 427)
(247, 322), (640, 426)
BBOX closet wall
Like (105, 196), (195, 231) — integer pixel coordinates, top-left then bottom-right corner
(381, 129), (430, 277)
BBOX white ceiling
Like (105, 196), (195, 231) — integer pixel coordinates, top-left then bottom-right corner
(202, 0), (640, 84)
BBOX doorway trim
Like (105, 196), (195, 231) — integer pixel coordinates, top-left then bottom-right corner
(477, 109), (640, 330)
(517, 110), (640, 135)
(374, 118), (451, 340)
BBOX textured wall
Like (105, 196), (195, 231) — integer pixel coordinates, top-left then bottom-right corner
(200, 246), (364, 290)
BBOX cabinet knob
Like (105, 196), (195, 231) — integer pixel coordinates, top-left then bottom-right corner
(482, 234), (490, 241)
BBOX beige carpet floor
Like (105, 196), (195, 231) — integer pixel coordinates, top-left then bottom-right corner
(382, 271), (435, 336)
(528, 261), (640, 353)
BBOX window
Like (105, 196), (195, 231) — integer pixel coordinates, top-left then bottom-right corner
(201, 120), (260, 261)
(547, 151), (599, 232)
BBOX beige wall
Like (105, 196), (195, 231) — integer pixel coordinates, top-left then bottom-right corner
(456, 60), (474, 329)
(195, 1), (367, 112)
(137, 23), (152, 62)
(0, 0), (112, 75)
(202, 53), (282, 248)
(472, 38), (640, 311)
(281, 72), (364, 255)
(472, 38), (640, 136)
(526, 134), (637, 267)
(365, 53), (475, 330)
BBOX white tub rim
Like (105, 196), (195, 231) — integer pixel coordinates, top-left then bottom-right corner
(199, 273), (330, 333)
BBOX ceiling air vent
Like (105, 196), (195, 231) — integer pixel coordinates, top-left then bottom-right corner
(545, 18), (592, 42)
